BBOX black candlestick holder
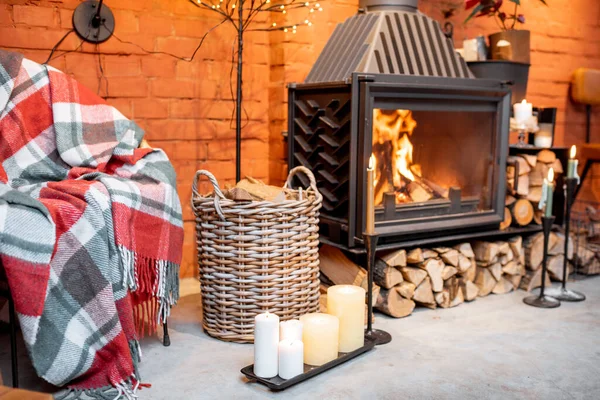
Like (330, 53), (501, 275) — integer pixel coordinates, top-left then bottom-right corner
(523, 216), (561, 308)
(545, 177), (586, 302)
(363, 232), (392, 346)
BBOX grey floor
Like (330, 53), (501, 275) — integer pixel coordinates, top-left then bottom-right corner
(2, 277), (600, 399)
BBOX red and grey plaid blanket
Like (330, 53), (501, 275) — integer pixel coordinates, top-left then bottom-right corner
(0, 50), (183, 397)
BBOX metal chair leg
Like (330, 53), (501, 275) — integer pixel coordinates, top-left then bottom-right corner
(163, 319), (170, 347)
(8, 296), (18, 388)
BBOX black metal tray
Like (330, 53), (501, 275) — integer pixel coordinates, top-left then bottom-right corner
(241, 336), (376, 391)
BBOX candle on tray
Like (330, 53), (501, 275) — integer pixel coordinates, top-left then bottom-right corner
(540, 168), (555, 218)
(567, 145), (578, 178)
(254, 312), (279, 378)
(513, 99), (532, 125)
(299, 313), (339, 366)
(280, 319), (303, 341)
(366, 154), (375, 234)
(327, 285), (365, 352)
(278, 339), (304, 380)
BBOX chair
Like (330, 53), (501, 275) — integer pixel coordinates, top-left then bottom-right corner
(0, 261), (18, 388)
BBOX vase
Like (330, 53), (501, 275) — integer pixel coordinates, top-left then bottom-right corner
(489, 30), (531, 64)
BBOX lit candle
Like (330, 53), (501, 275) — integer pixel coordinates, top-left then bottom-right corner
(366, 154), (375, 234)
(540, 168), (555, 218)
(279, 319), (303, 341)
(327, 285), (365, 352)
(513, 99), (533, 125)
(278, 339), (304, 380)
(567, 145), (578, 178)
(299, 313), (339, 366)
(254, 312), (279, 378)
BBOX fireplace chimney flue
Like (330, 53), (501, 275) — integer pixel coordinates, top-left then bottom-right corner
(359, 0), (418, 12)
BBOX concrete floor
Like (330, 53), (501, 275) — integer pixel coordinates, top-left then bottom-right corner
(2, 277), (600, 399)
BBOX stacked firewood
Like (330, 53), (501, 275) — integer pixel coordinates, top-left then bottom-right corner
(471, 238), (526, 295)
(504, 149), (563, 229)
(521, 231), (572, 289)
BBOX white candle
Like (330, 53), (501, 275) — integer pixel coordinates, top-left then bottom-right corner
(278, 339), (304, 379)
(513, 99), (532, 124)
(327, 285), (365, 352)
(299, 313), (339, 366)
(366, 154), (375, 234)
(280, 319), (303, 341)
(254, 312), (279, 378)
(567, 145), (578, 178)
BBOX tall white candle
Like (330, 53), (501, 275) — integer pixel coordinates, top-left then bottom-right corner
(327, 285), (365, 352)
(278, 339), (304, 380)
(254, 312), (279, 378)
(513, 99), (532, 124)
(299, 313), (339, 366)
(280, 319), (303, 341)
(567, 145), (578, 178)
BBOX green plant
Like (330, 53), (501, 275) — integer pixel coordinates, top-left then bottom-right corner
(465, 0), (548, 30)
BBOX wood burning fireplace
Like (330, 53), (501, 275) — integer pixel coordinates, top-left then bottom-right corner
(287, 0), (512, 250)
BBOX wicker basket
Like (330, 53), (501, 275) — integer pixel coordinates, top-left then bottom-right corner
(191, 167), (322, 343)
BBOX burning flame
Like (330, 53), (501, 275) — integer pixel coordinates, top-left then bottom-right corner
(570, 145), (576, 159)
(548, 167), (554, 183)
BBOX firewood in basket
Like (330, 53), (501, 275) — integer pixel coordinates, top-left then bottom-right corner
(407, 248), (424, 264)
(413, 277), (436, 308)
(222, 187), (254, 201)
(379, 249), (407, 268)
(396, 281), (416, 299)
(373, 259), (403, 289)
(376, 288), (415, 318)
(235, 177), (291, 202)
(422, 258), (445, 292)
(400, 267), (427, 286)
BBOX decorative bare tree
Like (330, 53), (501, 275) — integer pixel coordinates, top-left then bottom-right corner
(188, 0), (324, 182)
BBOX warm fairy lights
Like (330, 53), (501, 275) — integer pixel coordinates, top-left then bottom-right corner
(188, 0), (324, 32)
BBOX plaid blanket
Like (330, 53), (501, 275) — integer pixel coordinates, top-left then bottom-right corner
(0, 50), (183, 397)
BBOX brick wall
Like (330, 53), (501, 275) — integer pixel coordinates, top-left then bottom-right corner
(1, 0), (599, 277)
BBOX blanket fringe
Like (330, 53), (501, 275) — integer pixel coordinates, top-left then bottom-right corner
(55, 376), (139, 400)
(119, 246), (179, 336)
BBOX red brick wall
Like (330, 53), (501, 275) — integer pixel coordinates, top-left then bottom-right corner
(1, 0), (599, 277)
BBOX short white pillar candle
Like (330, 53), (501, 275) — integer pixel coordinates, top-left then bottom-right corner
(327, 285), (365, 352)
(254, 312), (279, 378)
(278, 339), (304, 379)
(280, 319), (303, 341)
(299, 313), (339, 366)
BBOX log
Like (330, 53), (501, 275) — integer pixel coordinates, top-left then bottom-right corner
(474, 267), (496, 296)
(500, 207), (512, 230)
(550, 158), (563, 174)
(400, 267), (427, 287)
(473, 241), (499, 263)
(435, 290), (451, 308)
(454, 243), (475, 258)
(407, 248), (424, 264)
(549, 232), (573, 259)
(449, 287), (465, 307)
(461, 280), (480, 301)
(511, 199), (534, 226)
(442, 266), (458, 280)
(532, 161), (549, 183)
(442, 249), (464, 267)
(396, 281), (416, 299)
(236, 177), (288, 201)
(507, 155), (532, 175)
(433, 247), (452, 254)
(529, 170), (544, 187)
(499, 250), (514, 265)
(422, 258), (445, 292)
(375, 288), (415, 318)
(524, 232), (558, 270)
(516, 175), (530, 196)
(444, 275), (459, 300)
(508, 236), (523, 258)
(533, 209), (543, 225)
(495, 241), (511, 255)
(373, 259), (403, 289)
(456, 254), (472, 274)
(519, 268), (552, 292)
(576, 245), (595, 266)
(407, 181), (432, 202)
(520, 153), (537, 168)
(379, 249), (407, 268)
(422, 249), (439, 259)
(489, 262), (503, 281)
(502, 261), (520, 275)
(580, 257), (600, 275)
(537, 149), (556, 164)
(547, 254), (567, 281)
(413, 277), (436, 308)
(492, 277), (514, 294)
(526, 187), (542, 203)
(505, 194), (517, 206)
(464, 262), (477, 282)
(506, 273), (523, 290)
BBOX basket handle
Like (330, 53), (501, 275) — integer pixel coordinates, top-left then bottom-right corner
(191, 170), (226, 219)
(284, 166), (322, 201)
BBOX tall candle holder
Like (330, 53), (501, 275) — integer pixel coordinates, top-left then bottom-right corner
(545, 177), (586, 301)
(523, 216), (561, 308)
(364, 232), (392, 346)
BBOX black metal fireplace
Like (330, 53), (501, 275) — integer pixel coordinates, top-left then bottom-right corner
(287, 0), (511, 250)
